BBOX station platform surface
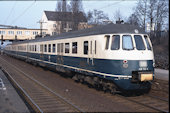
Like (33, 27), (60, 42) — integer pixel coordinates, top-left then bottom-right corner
(155, 68), (169, 81)
(0, 69), (30, 113)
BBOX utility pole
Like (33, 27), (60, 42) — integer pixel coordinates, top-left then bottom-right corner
(37, 20), (46, 37)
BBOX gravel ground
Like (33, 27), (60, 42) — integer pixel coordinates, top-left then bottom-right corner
(154, 52), (169, 70)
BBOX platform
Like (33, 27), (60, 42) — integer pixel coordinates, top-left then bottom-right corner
(0, 69), (30, 113)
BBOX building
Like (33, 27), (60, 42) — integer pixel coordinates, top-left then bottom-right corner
(41, 11), (88, 35)
(0, 28), (47, 41)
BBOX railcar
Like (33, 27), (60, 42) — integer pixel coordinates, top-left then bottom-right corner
(4, 23), (155, 94)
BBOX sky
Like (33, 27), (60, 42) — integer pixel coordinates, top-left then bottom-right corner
(0, 0), (138, 29)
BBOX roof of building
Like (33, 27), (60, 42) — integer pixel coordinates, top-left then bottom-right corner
(11, 23), (146, 45)
(44, 11), (87, 22)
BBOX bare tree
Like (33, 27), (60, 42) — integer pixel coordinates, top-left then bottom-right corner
(127, 13), (140, 26)
(70, 0), (83, 13)
(62, 0), (67, 12)
(135, 0), (148, 30)
(87, 9), (109, 25)
(56, 0), (62, 12)
(155, 0), (169, 32)
(113, 9), (123, 22)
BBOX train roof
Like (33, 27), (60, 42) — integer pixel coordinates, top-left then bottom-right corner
(11, 23), (146, 45)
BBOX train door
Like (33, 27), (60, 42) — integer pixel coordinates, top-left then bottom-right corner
(40, 44), (44, 61)
(57, 43), (64, 64)
(88, 40), (96, 66)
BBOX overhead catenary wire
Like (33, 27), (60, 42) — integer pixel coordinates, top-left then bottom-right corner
(4, 1), (17, 24)
(10, 1), (36, 25)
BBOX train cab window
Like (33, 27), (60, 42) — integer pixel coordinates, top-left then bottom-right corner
(72, 42), (77, 54)
(65, 43), (70, 53)
(122, 35), (134, 50)
(44, 44), (47, 52)
(134, 35), (145, 50)
(52, 44), (56, 53)
(48, 44), (51, 52)
(144, 35), (151, 50)
(105, 35), (110, 50)
(111, 35), (120, 50)
(84, 41), (88, 55)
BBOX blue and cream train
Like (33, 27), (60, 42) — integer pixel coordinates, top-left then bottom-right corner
(4, 24), (155, 93)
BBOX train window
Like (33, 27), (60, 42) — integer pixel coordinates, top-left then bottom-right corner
(57, 43), (60, 53)
(122, 35), (134, 50)
(72, 42), (77, 54)
(111, 35), (120, 50)
(52, 44), (56, 53)
(35, 45), (37, 51)
(48, 44), (51, 52)
(44, 44), (47, 52)
(144, 35), (151, 50)
(40, 44), (43, 52)
(95, 40), (97, 54)
(84, 41), (88, 55)
(105, 35), (110, 50)
(65, 43), (69, 53)
(61, 43), (63, 53)
(134, 35), (146, 50)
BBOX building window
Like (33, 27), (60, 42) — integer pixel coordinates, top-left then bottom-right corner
(0, 31), (5, 35)
(53, 24), (56, 28)
(52, 32), (57, 35)
(72, 42), (77, 54)
(17, 31), (22, 35)
(33, 31), (38, 35)
(25, 31), (30, 35)
(65, 43), (69, 53)
(8, 31), (14, 35)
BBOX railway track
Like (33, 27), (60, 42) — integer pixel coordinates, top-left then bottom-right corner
(0, 55), (169, 112)
(116, 93), (169, 112)
(0, 57), (83, 112)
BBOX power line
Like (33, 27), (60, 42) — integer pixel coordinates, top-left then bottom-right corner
(10, 1), (36, 25)
(4, 1), (17, 24)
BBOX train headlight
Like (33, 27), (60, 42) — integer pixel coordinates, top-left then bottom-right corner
(139, 61), (147, 67)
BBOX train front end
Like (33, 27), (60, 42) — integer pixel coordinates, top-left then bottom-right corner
(105, 33), (155, 93)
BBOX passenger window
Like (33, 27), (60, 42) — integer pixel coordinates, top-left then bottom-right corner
(134, 35), (145, 50)
(44, 44), (47, 52)
(72, 42), (77, 54)
(65, 43), (69, 53)
(35, 45), (37, 51)
(61, 43), (63, 53)
(57, 43), (60, 53)
(40, 44), (43, 52)
(48, 44), (51, 52)
(111, 35), (120, 50)
(144, 35), (151, 50)
(84, 41), (88, 55)
(122, 35), (133, 50)
(52, 44), (56, 53)
(105, 35), (110, 50)
(95, 40), (97, 54)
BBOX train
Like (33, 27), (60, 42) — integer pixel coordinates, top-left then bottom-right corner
(4, 23), (155, 94)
